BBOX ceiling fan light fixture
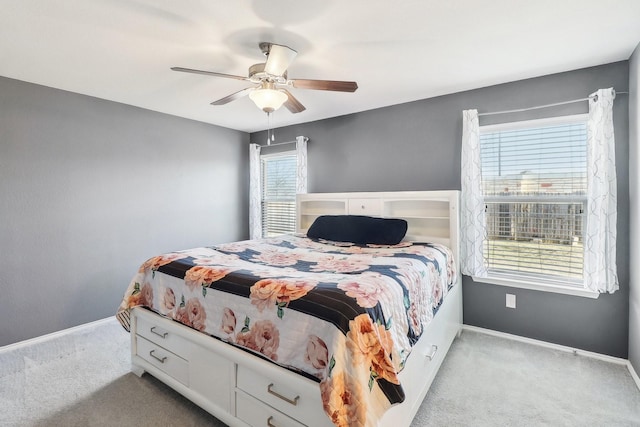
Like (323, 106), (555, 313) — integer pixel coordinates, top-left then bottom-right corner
(249, 87), (288, 113)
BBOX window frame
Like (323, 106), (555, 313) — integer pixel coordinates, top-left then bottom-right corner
(473, 114), (599, 298)
(259, 150), (298, 238)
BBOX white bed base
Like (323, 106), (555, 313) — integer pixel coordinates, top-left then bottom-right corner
(130, 190), (462, 427)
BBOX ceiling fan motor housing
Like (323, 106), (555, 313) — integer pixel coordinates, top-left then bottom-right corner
(249, 63), (287, 83)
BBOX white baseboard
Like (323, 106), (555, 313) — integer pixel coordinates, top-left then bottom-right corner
(628, 360), (640, 391)
(0, 317), (116, 354)
(462, 325), (628, 365)
(462, 325), (640, 393)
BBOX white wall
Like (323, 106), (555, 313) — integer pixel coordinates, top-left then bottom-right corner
(629, 42), (640, 373)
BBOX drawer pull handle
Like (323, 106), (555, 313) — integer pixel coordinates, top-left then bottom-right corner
(267, 383), (299, 406)
(150, 326), (168, 339)
(425, 344), (438, 361)
(149, 350), (167, 363)
(266, 416), (277, 427)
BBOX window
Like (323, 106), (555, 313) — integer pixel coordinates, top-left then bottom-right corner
(260, 151), (297, 237)
(479, 115), (588, 287)
(249, 136), (307, 240)
(462, 90), (618, 296)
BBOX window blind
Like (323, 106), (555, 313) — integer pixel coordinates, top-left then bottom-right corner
(480, 118), (587, 283)
(261, 153), (297, 237)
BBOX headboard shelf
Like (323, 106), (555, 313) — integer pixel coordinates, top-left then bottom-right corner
(383, 198), (450, 218)
(296, 191), (460, 266)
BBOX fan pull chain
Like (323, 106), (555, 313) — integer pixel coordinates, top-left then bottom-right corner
(267, 112), (271, 145)
(266, 112), (275, 145)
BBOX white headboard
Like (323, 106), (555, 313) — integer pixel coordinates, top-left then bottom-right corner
(296, 190), (460, 266)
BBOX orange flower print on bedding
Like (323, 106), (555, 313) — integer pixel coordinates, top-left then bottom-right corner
(235, 319), (280, 361)
(174, 306), (190, 325)
(337, 272), (391, 308)
(172, 297), (207, 331)
(304, 335), (329, 371)
(249, 278), (317, 314)
(252, 249), (301, 266)
(186, 298), (207, 331)
(140, 282), (153, 307)
(346, 314), (399, 385)
(221, 307), (236, 334)
(215, 240), (255, 253)
(184, 266), (232, 291)
(320, 370), (366, 427)
(127, 282), (154, 309)
(139, 253), (187, 273)
(343, 246), (365, 254)
(160, 287), (176, 314)
(249, 279), (282, 312)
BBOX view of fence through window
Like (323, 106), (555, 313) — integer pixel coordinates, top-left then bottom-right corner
(480, 118), (587, 282)
(261, 153), (297, 237)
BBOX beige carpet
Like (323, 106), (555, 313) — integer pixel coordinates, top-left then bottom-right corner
(1, 318), (639, 426)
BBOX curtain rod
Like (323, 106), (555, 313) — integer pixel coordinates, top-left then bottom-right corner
(254, 136), (308, 148)
(478, 90), (628, 117)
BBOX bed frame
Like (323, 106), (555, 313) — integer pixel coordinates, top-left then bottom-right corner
(129, 190), (462, 427)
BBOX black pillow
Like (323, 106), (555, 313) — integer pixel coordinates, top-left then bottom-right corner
(307, 215), (408, 245)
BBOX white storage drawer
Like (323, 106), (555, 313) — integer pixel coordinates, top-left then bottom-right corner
(136, 310), (190, 356)
(347, 198), (382, 216)
(236, 365), (326, 425)
(410, 306), (448, 376)
(236, 390), (305, 427)
(399, 288), (460, 402)
(135, 335), (189, 386)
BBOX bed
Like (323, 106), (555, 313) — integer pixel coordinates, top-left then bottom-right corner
(116, 190), (462, 427)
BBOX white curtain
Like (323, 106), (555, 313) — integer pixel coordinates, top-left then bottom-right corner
(460, 109), (488, 277)
(584, 88), (619, 293)
(249, 143), (262, 240)
(296, 136), (308, 194)
(249, 137), (307, 240)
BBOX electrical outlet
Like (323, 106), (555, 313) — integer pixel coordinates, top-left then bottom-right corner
(506, 293), (516, 309)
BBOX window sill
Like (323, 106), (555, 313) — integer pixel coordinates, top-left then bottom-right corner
(471, 274), (600, 299)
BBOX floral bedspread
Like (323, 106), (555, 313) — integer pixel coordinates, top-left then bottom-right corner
(116, 234), (456, 427)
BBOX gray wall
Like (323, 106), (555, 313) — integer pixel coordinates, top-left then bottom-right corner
(629, 43), (640, 372)
(0, 76), (249, 347)
(253, 61), (630, 358)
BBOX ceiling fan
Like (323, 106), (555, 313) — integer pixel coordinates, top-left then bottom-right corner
(171, 42), (358, 114)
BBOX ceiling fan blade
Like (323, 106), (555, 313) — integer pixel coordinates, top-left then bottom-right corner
(264, 44), (297, 76)
(281, 89), (306, 114)
(171, 67), (249, 81)
(291, 79), (358, 92)
(211, 87), (255, 105)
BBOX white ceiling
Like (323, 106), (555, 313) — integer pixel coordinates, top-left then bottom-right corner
(1, 0), (639, 133)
